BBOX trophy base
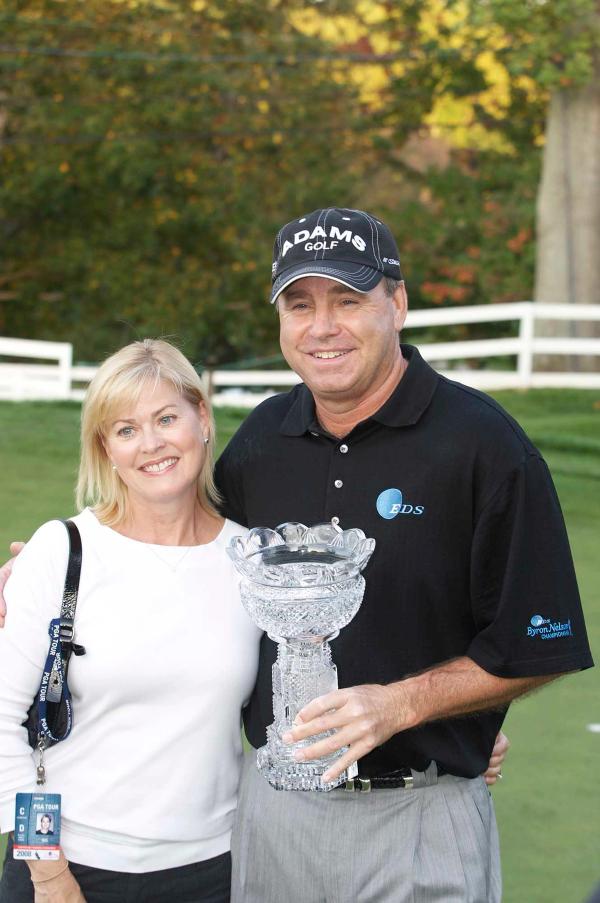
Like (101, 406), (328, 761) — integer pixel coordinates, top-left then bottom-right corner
(256, 727), (350, 792)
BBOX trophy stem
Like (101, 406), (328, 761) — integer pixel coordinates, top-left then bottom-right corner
(256, 634), (350, 791)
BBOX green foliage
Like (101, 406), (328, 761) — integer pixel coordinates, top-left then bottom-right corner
(316, 1), (550, 315)
(2, 0), (600, 364)
(365, 0), (598, 316)
(469, 0), (600, 88)
(378, 151), (539, 314)
(0, 0), (363, 364)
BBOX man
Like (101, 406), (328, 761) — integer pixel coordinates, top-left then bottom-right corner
(213, 207), (593, 902)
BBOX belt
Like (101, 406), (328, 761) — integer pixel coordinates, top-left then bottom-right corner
(344, 764), (447, 793)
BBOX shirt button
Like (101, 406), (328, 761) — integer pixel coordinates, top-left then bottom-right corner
(339, 444), (349, 454)
(310, 432), (319, 437)
(334, 479), (343, 489)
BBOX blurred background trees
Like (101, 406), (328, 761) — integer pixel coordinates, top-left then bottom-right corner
(1, 0), (599, 365)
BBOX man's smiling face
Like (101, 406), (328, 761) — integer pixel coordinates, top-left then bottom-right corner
(278, 276), (407, 408)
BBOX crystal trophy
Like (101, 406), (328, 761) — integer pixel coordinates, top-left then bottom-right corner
(228, 522), (375, 792)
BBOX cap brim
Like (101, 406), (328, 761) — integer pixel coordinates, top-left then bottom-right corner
(270, 261), (382, 304)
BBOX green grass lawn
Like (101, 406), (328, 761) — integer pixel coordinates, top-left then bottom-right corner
(0, 391), (598, 901)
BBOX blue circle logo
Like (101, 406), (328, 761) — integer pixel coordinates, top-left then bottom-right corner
(376, 488), (403, 520)
(530, 615), (545, 627)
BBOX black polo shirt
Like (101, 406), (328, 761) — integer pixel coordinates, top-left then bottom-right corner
(215, 345), (593, 778)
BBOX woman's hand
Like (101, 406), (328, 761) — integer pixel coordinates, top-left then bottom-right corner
(483, 730), (510, 785)
(28, 851), (87, 902)
(0, 542), (25, 626)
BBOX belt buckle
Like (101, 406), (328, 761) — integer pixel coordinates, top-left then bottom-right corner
(344, 777), (371, 793)
(59, 619), (74, 643)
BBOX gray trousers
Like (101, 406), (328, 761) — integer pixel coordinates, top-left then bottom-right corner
(231, 753), (501, 903)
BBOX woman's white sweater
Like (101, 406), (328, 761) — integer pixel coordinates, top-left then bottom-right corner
(0, 509), (261, 871)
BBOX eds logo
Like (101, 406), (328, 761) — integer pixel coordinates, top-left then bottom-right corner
(376, 488), (424, 520)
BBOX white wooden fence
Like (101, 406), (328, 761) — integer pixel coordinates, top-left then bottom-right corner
(1, 302), (600, 405)
(0, 337), (72, 401)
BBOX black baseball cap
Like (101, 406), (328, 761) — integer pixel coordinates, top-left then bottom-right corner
(270, 207), (403, 304)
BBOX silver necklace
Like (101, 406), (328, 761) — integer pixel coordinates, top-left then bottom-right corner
(145, 543), (195, 572)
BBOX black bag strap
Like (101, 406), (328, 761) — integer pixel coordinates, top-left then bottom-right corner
(58, 519), (85, 660)
(30, 520), (85, 779)
(24, 519), (85, 779)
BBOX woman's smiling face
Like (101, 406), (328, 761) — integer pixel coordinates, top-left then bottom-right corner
(103, 380), (209, 511)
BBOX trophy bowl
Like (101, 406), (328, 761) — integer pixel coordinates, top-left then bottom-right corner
(240, 569), (365, 642)
(228, 522), (375, 791)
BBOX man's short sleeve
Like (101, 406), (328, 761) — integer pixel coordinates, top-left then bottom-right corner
(468, 454), (593, 678)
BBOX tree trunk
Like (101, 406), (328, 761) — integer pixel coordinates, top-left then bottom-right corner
(534, 66), (600, 371)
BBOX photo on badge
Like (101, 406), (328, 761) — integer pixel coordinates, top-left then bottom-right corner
(13, 792), (61, 860)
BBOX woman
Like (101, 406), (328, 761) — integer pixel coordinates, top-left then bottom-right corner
(0, 339), (261, 902)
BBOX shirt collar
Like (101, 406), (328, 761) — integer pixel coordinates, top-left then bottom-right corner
(279, 345), (439, 436)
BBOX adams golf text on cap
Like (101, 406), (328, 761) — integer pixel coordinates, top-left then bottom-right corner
(270, 207), (403, 303)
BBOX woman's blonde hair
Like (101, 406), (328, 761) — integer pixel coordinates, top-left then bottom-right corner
(77, 339), (220, 526)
